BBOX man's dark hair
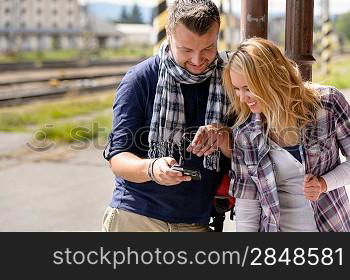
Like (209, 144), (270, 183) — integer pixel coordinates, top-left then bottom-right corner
(167, 0), (220, 36)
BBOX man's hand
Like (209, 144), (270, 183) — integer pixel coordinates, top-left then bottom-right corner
(152, 157), (192, 186)
(186, 124), (232, 158)
(303, 174), (327, 201)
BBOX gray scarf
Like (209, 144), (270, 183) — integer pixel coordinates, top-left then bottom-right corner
(148, 41), (230, 171)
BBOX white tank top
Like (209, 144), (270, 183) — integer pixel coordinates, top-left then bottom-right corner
(269, 141), (318, 232)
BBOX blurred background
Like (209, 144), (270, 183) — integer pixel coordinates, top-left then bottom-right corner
(0, 0), (349, 231)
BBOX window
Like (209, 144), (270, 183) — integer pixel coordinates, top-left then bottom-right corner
(37, 22), (42, 29)
(37, 8), (42, 15)
(21, 8), (26, 14)
(52, 9), (57, 15)
(20, 22), (26, 28)
(5, 22), (11, 28)
(4, 8), (11, 14)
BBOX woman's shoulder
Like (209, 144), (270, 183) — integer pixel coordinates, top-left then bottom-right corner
(310, 84), (350, 118)
(306, 84), (347, 109)
(310, 84), (346, 103)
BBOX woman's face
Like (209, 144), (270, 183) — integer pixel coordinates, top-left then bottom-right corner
(230, 70), (262, 113)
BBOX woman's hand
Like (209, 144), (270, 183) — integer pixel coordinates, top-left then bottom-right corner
(303, 174), (327, 201)
(186, 124), (232, 158)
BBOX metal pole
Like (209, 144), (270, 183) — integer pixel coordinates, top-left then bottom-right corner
(321, 0), (332, 76)
(153, 0), (167, 55)
(285, 0), (315, 81)
(219, 0), (227, 51)
(240, 0), (268, 40)
(227, 0), (233, 50)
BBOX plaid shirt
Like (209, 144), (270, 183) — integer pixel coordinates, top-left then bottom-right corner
(229, 86), (350, 232)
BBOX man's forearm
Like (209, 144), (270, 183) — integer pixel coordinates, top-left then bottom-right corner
(109, 152), (152, 183)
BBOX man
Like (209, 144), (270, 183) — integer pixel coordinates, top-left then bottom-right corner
(102, 0), (232, 232)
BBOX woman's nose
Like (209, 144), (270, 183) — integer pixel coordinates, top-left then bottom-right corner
(239, 90), (247, 103)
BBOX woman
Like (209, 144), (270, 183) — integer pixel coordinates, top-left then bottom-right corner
(222, 37), (350, 232)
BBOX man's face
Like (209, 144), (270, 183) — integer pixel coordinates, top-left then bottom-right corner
(168, 22), (219, 75)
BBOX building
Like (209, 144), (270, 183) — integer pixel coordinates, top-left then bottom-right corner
(0, 0), (123, 52)
(87, 15), (124, 49)
(115, 23), (153, 47)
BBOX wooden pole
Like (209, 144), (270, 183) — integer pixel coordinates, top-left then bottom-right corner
(285, 0), (315, 81)
(241, 0), (268, 40)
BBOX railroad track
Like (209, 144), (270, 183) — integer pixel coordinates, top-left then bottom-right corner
(0, 61), (142, 106)
(0, 77), (122, 106)
(0, 57), (143, 72)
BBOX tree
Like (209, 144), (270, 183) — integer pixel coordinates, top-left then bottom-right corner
(120, 6), (129, 23)
(129, 4), (143, 24)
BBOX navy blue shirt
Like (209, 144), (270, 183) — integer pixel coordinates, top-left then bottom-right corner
(283, 145), (302, 163)
(104, 56), (231, 224)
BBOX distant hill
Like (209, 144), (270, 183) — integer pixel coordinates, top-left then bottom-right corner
(86, 2), (154, 24)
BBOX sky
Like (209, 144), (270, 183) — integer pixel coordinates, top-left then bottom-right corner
(78, 0), (350, 16)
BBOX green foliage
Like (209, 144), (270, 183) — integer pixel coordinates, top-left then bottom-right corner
(335, 12), (350, 41)
(99, 45), (152, 59)
(37, 115), (111, 143)
(0, 93), (114, 133)
(0, 46), (151, 63)
(130, 4), (143, 24)
(118, 4), (143, 24)
(0, 112), (37, 131)
(313, 55), (350, 89)
(120, 6), (129, 22)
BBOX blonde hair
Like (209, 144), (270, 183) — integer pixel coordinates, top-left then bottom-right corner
(223, 37), (321, 137)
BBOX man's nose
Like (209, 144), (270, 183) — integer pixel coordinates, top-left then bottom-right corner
(191, 53), (203, 65)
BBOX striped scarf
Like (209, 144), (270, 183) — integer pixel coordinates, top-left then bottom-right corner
(148, 41), (230, 171)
